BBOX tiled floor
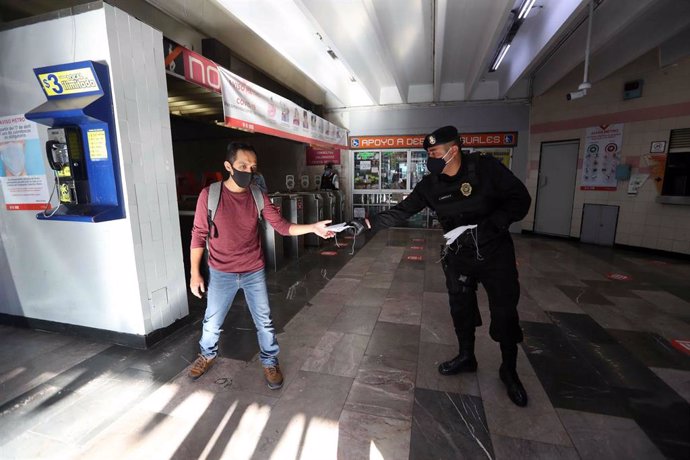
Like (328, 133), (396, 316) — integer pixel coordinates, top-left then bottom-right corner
(1, 229), (689, 459)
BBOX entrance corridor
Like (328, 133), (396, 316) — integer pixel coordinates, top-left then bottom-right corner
(1, 229), (689, 459)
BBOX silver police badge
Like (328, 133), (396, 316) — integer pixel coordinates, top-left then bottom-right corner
(428, 135), (436, 145)
(460, 182), (472, 196)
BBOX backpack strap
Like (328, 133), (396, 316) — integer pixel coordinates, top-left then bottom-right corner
(249, 183), (265, 228)
(206, 181), (222, 242)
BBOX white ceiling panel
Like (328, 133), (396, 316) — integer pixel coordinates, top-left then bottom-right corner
(132, 0), (690, 109)
(3, 0), (690, 110)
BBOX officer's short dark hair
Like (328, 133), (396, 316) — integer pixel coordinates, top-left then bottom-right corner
(226, 142), (257, 164)
(325, 162), (333, 169)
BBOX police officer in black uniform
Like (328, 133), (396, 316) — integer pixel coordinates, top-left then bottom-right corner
(360, 125), (531, 407)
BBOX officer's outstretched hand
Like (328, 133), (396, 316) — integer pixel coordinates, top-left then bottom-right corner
(348, 218), (369, 236)
(312, 220), (336, 239)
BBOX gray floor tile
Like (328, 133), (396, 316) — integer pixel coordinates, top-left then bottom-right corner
(420, 291), (456, 345)
(364, 321), (420, 362)
(31, 367), (157, 445)
(557, 409), (666, 460)
(252, 370), (353, 459)
(337, 410), (411, 460)
(344, 354), (416, 421)
(344, 286), (390, 308)
(479, 370), (572, 446)
(474, 334), (537, 377)
(329, 305), (381, 336)
(521, 276), (585, 314)
(650, 367), (690, 403)
(2, 430), (81, 460)
(632, 289), (690, 320)
(379, 295), (423, 325)
(416, 341), (480, 396)
(282, 308), (335, 347)
(557, 285), (614, 306)
(517, 292), (551, 323)
(301, 331), (369, 378)
(321, 277), (361, 295)
(0, 337), (109, 407)
(359, 272), (396, 289)
(410, 388), (493, 460)
(491, 434), (581, 460)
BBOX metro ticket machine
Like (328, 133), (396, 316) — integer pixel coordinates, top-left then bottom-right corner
(25, 60), (124, 222)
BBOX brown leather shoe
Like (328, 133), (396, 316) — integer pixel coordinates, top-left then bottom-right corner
(188, 354), (215, 380)
(263, 365), (283, 390)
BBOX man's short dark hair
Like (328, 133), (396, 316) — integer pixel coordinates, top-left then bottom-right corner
(325, 162), (334, 169)
(226, 142), (257, 164)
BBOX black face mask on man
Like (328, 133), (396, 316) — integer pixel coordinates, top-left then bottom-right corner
(426, 146), (454, 175)
(230, 164), (253, 188)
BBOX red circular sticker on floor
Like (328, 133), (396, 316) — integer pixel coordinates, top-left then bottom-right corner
(607, 273), (632, 281)
(406, 255), (423, 261)
(671, 340), (690, 356)
(320, 251), (338, 256)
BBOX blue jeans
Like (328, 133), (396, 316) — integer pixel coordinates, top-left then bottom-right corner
(199, 267), (279, 366)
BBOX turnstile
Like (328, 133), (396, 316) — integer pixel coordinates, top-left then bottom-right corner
(299, 192), (324, 247)
(261, 195), (285, 271)
(275, 193), (304, 258)
(332, 190), (345, 223)
(316, 191), (336, 222)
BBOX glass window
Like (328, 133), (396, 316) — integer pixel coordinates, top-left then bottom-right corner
(381, 151), (408, 189)
(474, 148), (512, 168)
(410, 150), (428, 189)
(354, 151), (380, 189)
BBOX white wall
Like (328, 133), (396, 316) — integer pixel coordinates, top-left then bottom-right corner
(527, 51), (690, 254)
(0, 5), (187, 337)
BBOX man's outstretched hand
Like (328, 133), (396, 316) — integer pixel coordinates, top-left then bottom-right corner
(313, 220), (336, 239)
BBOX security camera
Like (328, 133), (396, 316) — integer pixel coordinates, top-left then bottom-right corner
(566, 89), (587, 100)
(567, 82), (591, 101)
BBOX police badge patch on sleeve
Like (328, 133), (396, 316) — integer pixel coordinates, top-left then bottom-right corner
(460, 182), (472, 196)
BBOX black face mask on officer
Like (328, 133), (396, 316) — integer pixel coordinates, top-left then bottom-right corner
(230, 164), (253, 188)
(426, 146), (455, 175)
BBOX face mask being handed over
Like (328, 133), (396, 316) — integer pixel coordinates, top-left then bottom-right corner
(426, 146), (454, 175)
(230, 164), (254, 188)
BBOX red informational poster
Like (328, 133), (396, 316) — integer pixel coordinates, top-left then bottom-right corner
(306, 147), (340, 166)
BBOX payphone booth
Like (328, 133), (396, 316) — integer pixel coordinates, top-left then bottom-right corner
(25, 60), (124, 222)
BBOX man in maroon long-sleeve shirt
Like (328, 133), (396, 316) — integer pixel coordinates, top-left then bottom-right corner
(188, 142), (334, 389)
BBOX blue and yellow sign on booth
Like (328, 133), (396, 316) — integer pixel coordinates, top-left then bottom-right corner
(25, 61), (124, 222)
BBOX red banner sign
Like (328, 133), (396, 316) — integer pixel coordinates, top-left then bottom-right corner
(183, 49), (221, 94)
(307, 147), (341, 166)
(349, 132), (518, 149)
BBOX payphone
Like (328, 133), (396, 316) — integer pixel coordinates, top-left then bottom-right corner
(25, 60), (124, 222)
(46, 127), (89, 205)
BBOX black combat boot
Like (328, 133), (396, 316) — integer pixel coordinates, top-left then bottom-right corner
(438, 333), (477, 375)
(499, 343), (528, 407)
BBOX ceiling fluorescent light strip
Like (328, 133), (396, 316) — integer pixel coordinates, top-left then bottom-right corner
(518, 0), (536, 20)
(492, 43), (511, 71)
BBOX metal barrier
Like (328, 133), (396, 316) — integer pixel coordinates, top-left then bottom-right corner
(261, 195), (285, 271)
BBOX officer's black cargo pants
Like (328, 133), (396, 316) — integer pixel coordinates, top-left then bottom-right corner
(441, 235), (523, 350)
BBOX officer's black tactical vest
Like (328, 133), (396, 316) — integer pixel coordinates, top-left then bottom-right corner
(430, 152), (494, 233)
(321, 170), (337, 189)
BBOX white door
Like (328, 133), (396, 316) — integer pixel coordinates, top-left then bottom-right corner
(534, 141), (579, 236)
